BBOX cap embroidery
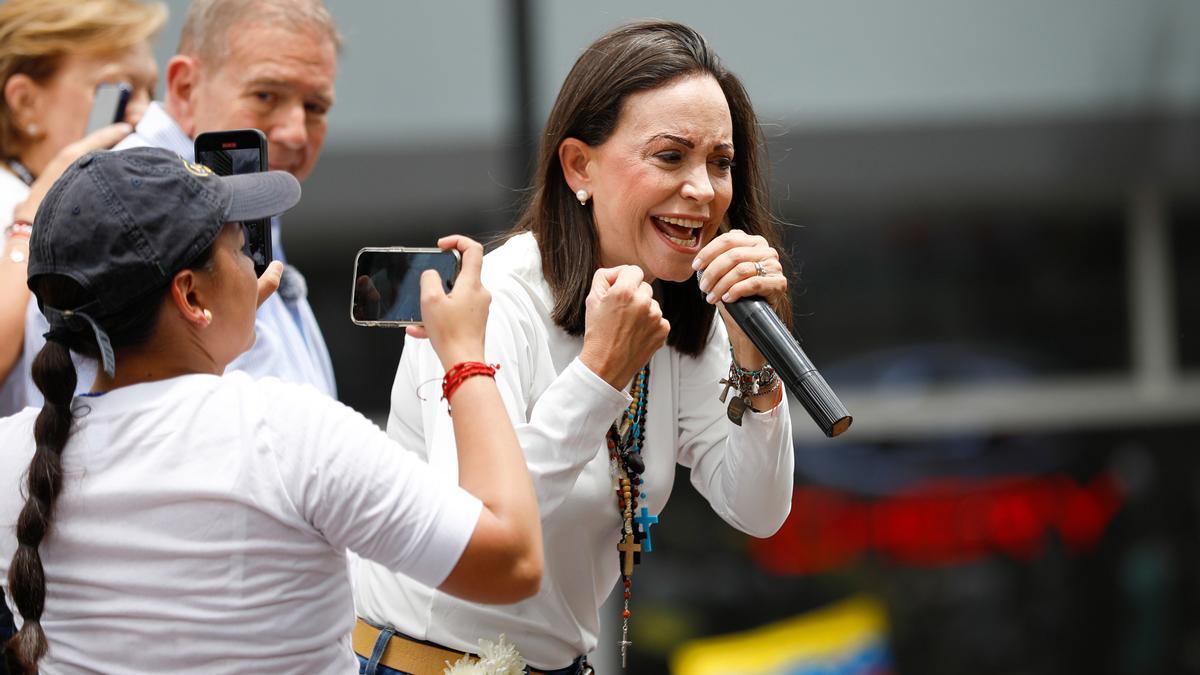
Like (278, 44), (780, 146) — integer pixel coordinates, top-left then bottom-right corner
(182, 158), (214, 177)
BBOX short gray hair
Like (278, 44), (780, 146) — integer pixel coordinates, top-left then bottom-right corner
(177, 0), (342, 67)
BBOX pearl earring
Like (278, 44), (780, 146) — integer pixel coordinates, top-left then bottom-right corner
(202, 309), (213, 324)
(25, 124), (38, 136)
(576, 189), (590, 206)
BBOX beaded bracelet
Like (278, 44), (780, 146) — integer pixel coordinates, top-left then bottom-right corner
(728, 346), (781, 397)
(441, 361), (500, 415)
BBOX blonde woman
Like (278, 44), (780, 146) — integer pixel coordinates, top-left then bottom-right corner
(0, 0), (166, 417)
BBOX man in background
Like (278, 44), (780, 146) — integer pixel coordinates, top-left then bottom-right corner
(23, 0), (340, 399)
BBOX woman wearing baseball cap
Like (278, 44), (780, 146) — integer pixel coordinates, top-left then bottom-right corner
(0, 146), (542, 674)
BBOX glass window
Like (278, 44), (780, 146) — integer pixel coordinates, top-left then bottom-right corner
(784, 205), (1128, 387)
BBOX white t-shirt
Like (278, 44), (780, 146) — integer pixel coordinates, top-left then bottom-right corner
(0, 165), (31, 416)
(0, 371), (481, 674)
(353, 232), (795, 669)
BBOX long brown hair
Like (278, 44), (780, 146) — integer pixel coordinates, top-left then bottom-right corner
(510, 19), (791, 356)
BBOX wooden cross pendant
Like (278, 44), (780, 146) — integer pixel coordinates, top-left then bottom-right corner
(618, 533), (642, 576)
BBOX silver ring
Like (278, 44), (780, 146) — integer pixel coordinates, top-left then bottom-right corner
(753, 260), (768, 277)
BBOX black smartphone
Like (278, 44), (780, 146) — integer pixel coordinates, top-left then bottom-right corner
(194, 129), (272, 276)
(85, 82), (132, 134)
(350, 247), (461, 326)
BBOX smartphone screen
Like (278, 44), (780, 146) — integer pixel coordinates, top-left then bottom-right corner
(351, 248), (460, 326)
(194, 130), (271, 275)
(195, 146), (262, 176)
(85, 83), (131, 135)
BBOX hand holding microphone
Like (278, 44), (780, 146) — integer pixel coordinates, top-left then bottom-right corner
(694, 230), (852, 438)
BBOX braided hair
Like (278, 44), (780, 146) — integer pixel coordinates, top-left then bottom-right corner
(4, 245), (214, 673)
(4, 329), (74, 672)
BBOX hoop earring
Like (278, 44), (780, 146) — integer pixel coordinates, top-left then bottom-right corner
(576, 189), (590, 206)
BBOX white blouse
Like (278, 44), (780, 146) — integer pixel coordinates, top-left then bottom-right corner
(353, 232), (794, 669)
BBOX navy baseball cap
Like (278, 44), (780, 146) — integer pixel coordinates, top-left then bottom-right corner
(27, 146), (301, 376)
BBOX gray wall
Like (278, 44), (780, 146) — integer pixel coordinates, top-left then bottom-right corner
(141, 1), (1200, 419)
(149, 0), (1200, 148)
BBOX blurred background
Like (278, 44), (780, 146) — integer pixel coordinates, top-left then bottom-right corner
(151, 1), (1199, 672)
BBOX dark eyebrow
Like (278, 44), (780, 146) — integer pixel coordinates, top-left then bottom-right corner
(649, 133), (735, 153)
(649, 133), (694, 149)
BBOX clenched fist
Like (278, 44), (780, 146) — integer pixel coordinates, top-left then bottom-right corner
(579, 265), (670, 390)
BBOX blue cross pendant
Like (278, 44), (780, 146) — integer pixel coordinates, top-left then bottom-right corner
(634, 507), (659, 552)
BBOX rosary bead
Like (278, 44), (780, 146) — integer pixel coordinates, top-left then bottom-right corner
(610, 363), (651, 664)
(623, 451), (645, 475)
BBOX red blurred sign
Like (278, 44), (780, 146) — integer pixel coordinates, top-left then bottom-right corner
(751, 475), (1123, 574)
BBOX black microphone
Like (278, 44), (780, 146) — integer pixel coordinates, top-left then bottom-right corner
(723, 295), (852, 438)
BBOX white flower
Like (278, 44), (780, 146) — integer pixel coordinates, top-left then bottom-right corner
(443, 634), (527, 675)
(443, 661), (488, 675)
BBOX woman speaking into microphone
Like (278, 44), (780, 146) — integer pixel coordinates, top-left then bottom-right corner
(354, 20), (795, 674)
(0, 147), (542, 674)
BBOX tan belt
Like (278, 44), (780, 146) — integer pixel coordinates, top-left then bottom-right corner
(352, 618), (588, 675)
(352, 618), (469, 674)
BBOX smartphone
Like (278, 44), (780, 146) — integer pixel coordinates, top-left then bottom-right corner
(85, 82), (131, 134)
(194, 129), (272, 276)
(350, 247), (461, 326)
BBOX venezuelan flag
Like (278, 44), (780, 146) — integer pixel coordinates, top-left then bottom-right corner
(670, 595), (892, 675)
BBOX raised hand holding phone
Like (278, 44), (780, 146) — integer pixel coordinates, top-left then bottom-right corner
(194, 129), (273, 276)
(256, 260), (285, 308)
(408, 235), (490, 368)
(349, 247), (459, 326)
(85, 82), (132, 135)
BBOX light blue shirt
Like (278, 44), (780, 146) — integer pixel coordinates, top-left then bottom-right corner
(21, 102), (336, 404)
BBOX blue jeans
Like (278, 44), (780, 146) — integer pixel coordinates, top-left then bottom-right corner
(356, 624), (411, 675)
(357, 653), (408, 675)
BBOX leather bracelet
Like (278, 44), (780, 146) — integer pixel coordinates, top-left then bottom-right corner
(728, 346), (780, 398)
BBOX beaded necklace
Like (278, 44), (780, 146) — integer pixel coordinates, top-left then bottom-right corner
(606, 363), (656, 668)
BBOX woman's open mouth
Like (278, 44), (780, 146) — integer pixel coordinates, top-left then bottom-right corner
(651, 215), (705, 249)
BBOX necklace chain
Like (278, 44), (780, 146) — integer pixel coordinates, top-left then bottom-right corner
(6, 159), (34, 186)
(607, 364), (652, 668)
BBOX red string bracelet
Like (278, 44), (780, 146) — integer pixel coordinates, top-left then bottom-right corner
(441, 361), (500, 415)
